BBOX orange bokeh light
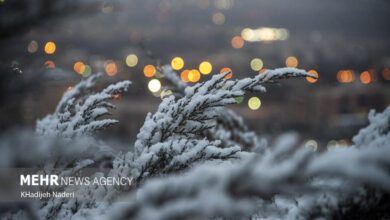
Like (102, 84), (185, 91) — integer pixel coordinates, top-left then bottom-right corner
(231, 36), (244, 49)
(73, 62), (85, 74)
(181, 69), (190, 82)
(220, 67), (232, 79)
(259, 68), (267, 74)
(285, 56), (298, 68)
(306, 70), (319, 83)
(105, 62), (118, 76)
(44, 60), (55, 68)
(337, 70), (355, 83)
(360, 71), (371, 84)
(113, 94), (120, 99)
(44, 42), (56, 54)
(144, 65), (156, 78)
(188, 69), (200, 82)
(382, 68), (390, 80)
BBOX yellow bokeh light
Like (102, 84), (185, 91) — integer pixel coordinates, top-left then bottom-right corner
(144, 65), (156, 77)
(44, 41), (56, 54)
(250, 58), (263, 71)
(181, 69), (190, 82)
(220, 67), (232, 79)
(199, 61), (212, 75)
(248, 97), (261, 110)
(105, 62), (118, 76)
(160, 90), (173, 99)
(188, 69), (201, 82)
(148, 79), (161, 93)
(171, 57), (184, 70)
(305, 139), (318, 151)
(306, 70), (319, 83)
(27, 40), (38, 53)
(73, 62), (85, 74)
(285, 56), (298, 68)
(241, 28), (254, 41)
(327, 140), (338, 150)
(126, 54), (138, 67)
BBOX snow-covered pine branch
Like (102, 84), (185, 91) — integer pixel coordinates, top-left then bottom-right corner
(116, 67), (315, 183)
(107, 116), (390, 220)
(352, 105), (390, 148)
(161, 65), (314, 152)
(35, 73), (131, 138)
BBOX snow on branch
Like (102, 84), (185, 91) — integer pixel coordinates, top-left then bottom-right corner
(352, 105), (390, 148)
(108, 126), (390, 220)
(161, 66), (315, 151)
(119, 67), (315, 183)
(35, 74), (131, 138)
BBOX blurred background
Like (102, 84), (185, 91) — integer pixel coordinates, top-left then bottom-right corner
(0, 0), (390, 149)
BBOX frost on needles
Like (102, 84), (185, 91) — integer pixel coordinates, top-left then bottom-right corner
(115, 67), (316, 184)
(36, 73), (131, 138)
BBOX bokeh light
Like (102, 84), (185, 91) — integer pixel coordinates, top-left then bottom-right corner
(241, 27), (289, 42)
(250, 58), (263, 71)
(160, 90), (173, 99)
(144, 65), (156, 77)
(337, 70), (355, 83)
(306, 70), (319, 83)
(44, 60), (55, 68)
(148, 79), (161, 93)
(241, 28), (254, 41)
(285, 56), (298, 68)
(44, 41), (56, 54)
(126, 54), (138, 67)
(360, 71), (371, 84)
(212, 12), (225, 25)
(231, 36), (244, 49)
(66, 86), (73, 91)
(171, 57), (184, 70)
(105, 62), (118, 76)
(259, 68), (267, 74)
(234, 96), (244, 104)
(248, 97), (261, 110)
(113, 94), (120, 99)
(305, 139), (318, 151)
(181, 69), (190, 82)
(327, 140), (338, 150)
(82, 65), (92, 77)
(220, 67), (232, 79)
(199, 61), (212, 75)
(338, 139), (349, 147)
(188, 69), (201, 82)
(382, 68), (390, 80)
(27, 40), (38, 53)
(74, 62), (85, 74)
(214, 0), (233, 10)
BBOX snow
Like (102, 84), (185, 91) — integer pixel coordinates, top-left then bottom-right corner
(2, 67), (389, 220)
